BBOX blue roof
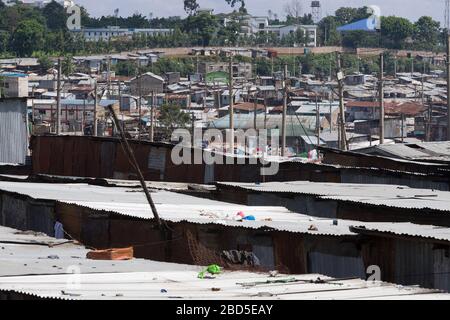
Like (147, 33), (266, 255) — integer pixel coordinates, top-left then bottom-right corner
(61, 99), (118, 106)
(337, 17), (379, 32)
(0, 72), (28, 78)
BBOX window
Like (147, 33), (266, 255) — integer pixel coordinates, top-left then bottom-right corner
(39, 110), (46, 115)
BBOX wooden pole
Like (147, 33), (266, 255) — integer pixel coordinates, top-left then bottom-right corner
(316, 95), (320, 147)
(138, 65), (142, 141)
(150, 91), (155, 142)
(229, 55), (234, 151)
(254, 92), (258, 130)
(336, 52), (347, 150)
(107, 105), (163, 230)
(401, 113), (405, 143)
(82, 96), (86, 135)
(281, 63), (288, 157)
(56, 58), (62, 135)
(379, 53), (385, 145)
(264, 92), (267, 130)
(107, 56), (112, 98)
(93, 81), (98, 136)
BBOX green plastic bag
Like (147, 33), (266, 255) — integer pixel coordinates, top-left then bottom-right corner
(198, 264), (221, 279)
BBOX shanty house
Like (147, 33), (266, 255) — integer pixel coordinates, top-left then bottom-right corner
(0, 73), (29, 98)
(130, 72), (164, 96)
(0, 98), (29, 164)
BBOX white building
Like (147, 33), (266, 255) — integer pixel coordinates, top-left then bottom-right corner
(8, 0), (74, 8)
(230, 15), (317, 47)
(265, 24), (318, 47)
(72, 26), (173, 42)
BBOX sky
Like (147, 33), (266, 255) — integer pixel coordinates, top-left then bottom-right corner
(74, 0), (446, 24)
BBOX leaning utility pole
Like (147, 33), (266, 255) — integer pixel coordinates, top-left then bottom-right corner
(56, 58), (62, 135)
(447, 33), (450, 140)
(107, 105), (163, 230)
(229, 55), (234, 150)
(336, 53), (347, 150)
(379, 53), (385, 145)
(281, 63), (288, 157)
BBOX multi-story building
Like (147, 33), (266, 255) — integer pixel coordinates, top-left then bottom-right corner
(72, 26), (173, 42)
(232, 15), (318, 47)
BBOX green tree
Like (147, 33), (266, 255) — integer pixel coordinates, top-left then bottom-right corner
(342, 31), (379, 48)
(183, 0), (199, 14)
(414, 16), (441, 50)
(183, 0), (245, 13)
(184, 12), (218, 46)
(381, 16), (414, 48)
(62, 55), (74, 76)
(158, 104), (191, 141)
(318, 16), (341, 46)
(11, 19), (45, 56)
(0, 31), (9, 54)
(37, 54), (53, 72)
(216, 20), (240, 46)
(42, 0), (67, 31)
(114, 60), (137, 76)
(334, 7), (369, 25)
(0, 5), (21, 32)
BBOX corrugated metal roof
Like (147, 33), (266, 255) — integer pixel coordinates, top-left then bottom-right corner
(0, 225), (197, 277)
(376, 144), (432, 159)
(414, 142), (450, 157)
(217, 181), (450, 212)
(209, 114), (319, 135)
(372, 142), (450, 162)
(1, 221), (449, 300)
(1, 270), (447, 300)
(0, 182), (355, 237)
(3, 181), (450, 243)
(351, 222), (450, 243)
